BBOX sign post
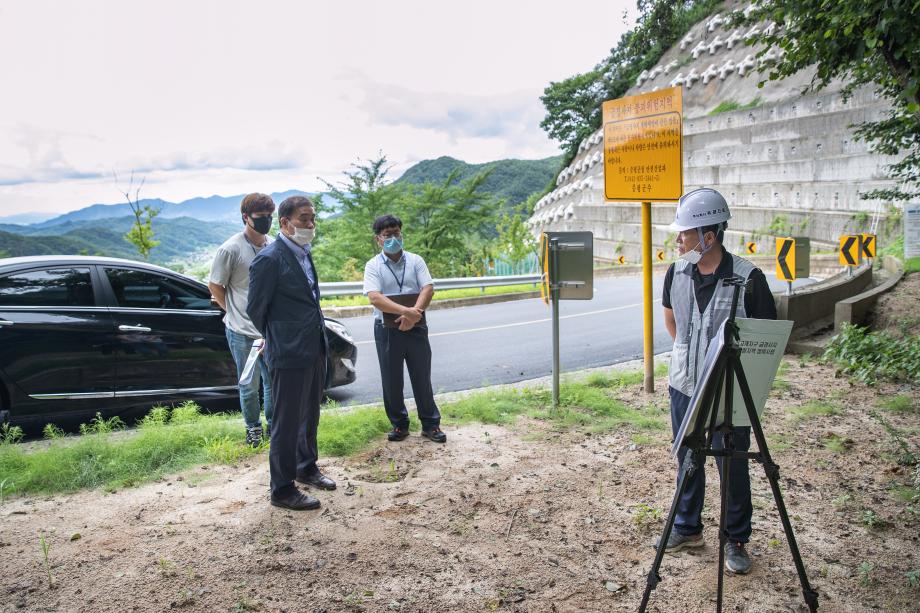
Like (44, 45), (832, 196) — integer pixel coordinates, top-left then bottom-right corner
(540, 231), (594, 410)
(603, 86), (683, 393)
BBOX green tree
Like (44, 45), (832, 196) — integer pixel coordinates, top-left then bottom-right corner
(116, 171), (159, 260)
(320, 155), (403, 267)
(495, 203), (537, 267)
(312, 155), (502, 280)
(402, 169), (500, 277)
(738, 0), (920, 201)
(540, 0), (720, 160)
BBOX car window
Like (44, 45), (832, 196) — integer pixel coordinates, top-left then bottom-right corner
(104, 268), (213, 310)
(0, 267), (94, 307)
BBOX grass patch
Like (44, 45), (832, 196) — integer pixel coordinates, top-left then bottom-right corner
(768, 432), (793, 452)
(878, 394), (915, 413)
(319, 283), (537, 308)
(822, 433), (853, 453)
(0, 402), (266, 495)
(789, 400), (840, 422)
(1, 370), (668, 497)
(709, 97), (762, 116)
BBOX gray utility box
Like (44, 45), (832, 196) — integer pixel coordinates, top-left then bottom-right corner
(792, 236), (810, 278)
(543, 231), (594, 300)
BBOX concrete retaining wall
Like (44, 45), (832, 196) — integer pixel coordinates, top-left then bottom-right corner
(776, 264), (873, 329)
(528, 5), (904, 262)
(834, 257), (905, 329)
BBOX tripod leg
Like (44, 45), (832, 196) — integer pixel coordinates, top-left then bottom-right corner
(735, 365), (819, 612)
(714, 358), (737, 613)
(639, 445), (703, 613)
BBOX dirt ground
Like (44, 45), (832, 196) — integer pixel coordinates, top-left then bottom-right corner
(3, 276), (919, 613)
(2, 356), (918, 613)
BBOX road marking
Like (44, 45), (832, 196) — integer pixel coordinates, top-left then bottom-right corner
(354, 299), (662, 345)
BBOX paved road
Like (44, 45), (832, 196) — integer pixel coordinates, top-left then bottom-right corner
(325, 273), (817, 407)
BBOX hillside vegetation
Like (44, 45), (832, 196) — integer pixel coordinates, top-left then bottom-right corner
(395, 155), (562, 210)
(0, 217), (239, 265)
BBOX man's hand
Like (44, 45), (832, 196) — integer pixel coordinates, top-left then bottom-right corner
(401, 306), (423, 324)
(394, 306), (423, 331)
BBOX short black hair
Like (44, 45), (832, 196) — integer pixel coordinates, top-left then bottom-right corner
(278, 196), (315, 220)
(700, 222), (726, 243)
(373, 214), (402, 235)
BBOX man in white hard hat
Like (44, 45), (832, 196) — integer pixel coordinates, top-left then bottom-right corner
(659, 187), (777, 575)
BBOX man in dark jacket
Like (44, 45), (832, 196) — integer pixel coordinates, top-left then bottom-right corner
(247, 196), (336, 510)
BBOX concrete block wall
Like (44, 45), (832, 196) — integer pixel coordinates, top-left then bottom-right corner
(528, 2), (904, 262)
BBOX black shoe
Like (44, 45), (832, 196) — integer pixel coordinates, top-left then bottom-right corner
(724, 541), (752, 574)
(270, 489), (320, 511)
(421, 427), (447, 443)
(387, 427), (410, 441)
(296, 471), (337, 490)
(654, 531), (704, 553)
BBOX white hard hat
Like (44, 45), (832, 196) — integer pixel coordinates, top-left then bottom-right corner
(668, 188), (732, 232)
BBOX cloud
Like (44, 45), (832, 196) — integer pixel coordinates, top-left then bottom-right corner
(353, 75), (548, 144)
(0, 125), (307, 187)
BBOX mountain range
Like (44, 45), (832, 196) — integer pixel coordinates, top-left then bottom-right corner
(0, 155), (561, 265)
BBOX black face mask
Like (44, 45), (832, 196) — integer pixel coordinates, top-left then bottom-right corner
(248, 215), (272, 235)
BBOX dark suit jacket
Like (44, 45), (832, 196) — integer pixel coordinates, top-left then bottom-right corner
(247, 239), (328, 371)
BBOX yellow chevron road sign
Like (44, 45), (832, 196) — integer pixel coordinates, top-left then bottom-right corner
(746, 241), (757, 255)
(656, 249), (665, 262)
(617, 255), (627, 265)
(776, 237), (796, 281)
(838, 235), (862, 267)
(860, 233), (876, 259)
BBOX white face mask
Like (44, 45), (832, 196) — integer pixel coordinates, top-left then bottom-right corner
(289, 226), (315, 246)
(678, 228), (711, 265)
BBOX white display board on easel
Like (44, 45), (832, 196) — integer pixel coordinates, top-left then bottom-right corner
(671, 318), (793, 457)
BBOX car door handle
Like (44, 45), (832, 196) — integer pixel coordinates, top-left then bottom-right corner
(0, 319), (13, 327)
(119, 324), (152, 333)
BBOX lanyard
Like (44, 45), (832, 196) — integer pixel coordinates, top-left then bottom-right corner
(383, 255), (406, 293)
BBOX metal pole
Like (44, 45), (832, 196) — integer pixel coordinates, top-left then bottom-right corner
(787, 280), (793, 296)
(642, 201), (654, 393)
(550, 238), (561, 411)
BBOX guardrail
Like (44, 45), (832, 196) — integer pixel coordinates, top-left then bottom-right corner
(320, 274), (542, 297)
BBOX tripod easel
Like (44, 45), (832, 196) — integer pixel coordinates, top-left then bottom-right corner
(638, 276), (819, 612)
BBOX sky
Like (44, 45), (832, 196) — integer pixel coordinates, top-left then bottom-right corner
(0, 0), (635, 217)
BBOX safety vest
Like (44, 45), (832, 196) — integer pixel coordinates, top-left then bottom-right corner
(668, 254), (756, 397)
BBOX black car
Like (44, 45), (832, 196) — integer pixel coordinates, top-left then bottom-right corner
(0, 256), (357, 429)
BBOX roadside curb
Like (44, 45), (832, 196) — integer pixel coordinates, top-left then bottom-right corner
(326, 352), (673, 415)
(324, 290), (540, 319)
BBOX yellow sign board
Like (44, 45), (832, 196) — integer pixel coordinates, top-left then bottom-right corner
(603, 87), (683, 202)
(839, 235), (862, 267)
(746, 241), (757, 255)
(656, 249), (665, 262)
(540, 233), (550, 305)
(860, 233), (876, 259)
(776, 237), (796, 281)
(617, 255), (627, 265)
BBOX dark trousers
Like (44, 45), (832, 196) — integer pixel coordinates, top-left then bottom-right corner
(268, 353), (325, 496)
(670, 386), (753, 543)
(374, 322), (441, 430)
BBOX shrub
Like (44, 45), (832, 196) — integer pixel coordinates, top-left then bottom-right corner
(824, 323), (920, 385)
